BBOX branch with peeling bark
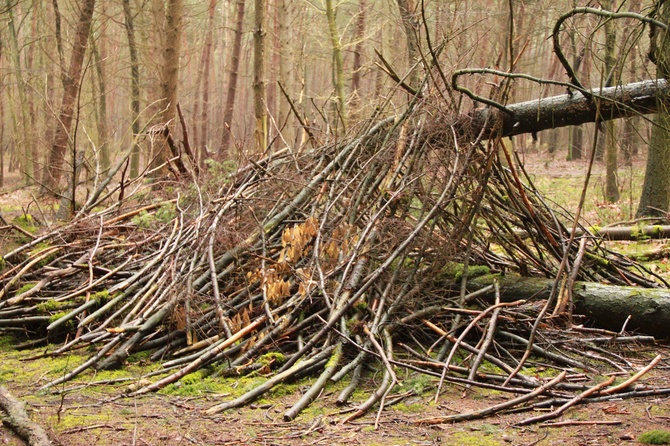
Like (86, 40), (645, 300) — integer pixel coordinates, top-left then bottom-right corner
(0, 386), (52, 446)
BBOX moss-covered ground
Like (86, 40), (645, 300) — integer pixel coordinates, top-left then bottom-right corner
(0, 335), (667, 445)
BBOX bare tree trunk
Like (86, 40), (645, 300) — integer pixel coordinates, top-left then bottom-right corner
(277, 0), (293, 147)
(253, 0), (267, 153)
(5, 1), (34, 185)
(42, 0), (96, 191)
(637, 1), (670, 217)
(568, 0), (585, 161)
(350, 0), (367, 117)
(150, 0), (184, 176)
(122, 0), (141, 178)
(396, 0), (420, 90)
(90, 30), (110, 172)
(621, 0), (642, 165)
(602, 0), (619, 203)
(199, 0), (218, 165)
(325, 0), (346, 130)
(220, 0), (246, 158)
(25, 7), (39, 180)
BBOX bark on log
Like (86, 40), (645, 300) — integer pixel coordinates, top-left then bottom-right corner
(581, 225), (670, 241)
(463, 79), (668, 140)
(467, 274), (670, 339)
(0, 386), (52, 446)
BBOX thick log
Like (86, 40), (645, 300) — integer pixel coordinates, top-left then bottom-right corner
(467, 274), (670, 339)
(583, 225), (670, 241)
(464, 79), (668, 139)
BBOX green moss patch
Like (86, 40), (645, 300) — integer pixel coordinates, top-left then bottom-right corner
(639, 430), (670, 445)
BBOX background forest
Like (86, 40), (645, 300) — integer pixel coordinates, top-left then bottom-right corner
(0, 0), (655, 199)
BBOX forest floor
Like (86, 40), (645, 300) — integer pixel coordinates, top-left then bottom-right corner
(0, 340), (667, 446)
(1, 149), (669, 445)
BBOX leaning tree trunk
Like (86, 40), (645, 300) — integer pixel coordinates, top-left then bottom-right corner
(462, 78), (669, 142)
(42, 0), (96, 192)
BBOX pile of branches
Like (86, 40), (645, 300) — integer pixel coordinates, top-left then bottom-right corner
(0, 100), (667, 423)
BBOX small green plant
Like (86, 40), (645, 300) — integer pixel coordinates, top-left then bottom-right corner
(639, 430), (670, 445)
(131, 210), (153, 228)
(155, 202), (176, 222)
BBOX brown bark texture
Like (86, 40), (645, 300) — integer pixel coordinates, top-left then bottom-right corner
(253, 0), (267, 152)
(152, 0), (184, 172)
(220, 0), (246, 158)
(42, 0), (96, 191)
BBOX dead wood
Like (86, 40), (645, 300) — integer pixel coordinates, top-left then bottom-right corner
(466, 274), (670, 338)
(0, 386), (52, 446)
(578, 225), (670, 241)
(462, 79), (668, 141)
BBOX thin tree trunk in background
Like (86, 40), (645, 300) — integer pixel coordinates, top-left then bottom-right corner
(325, 0), (346, 130)
(396, 0), (420, 90)
(253, 0), (267, 153)
(603, 0), (619, 203)
(568, 0), (584, 161)
(25, 8), (39, 180)
(622, 0), (642, 164)
(5, 1), (34, 185)
(621, 49), (639, 165)
(90, 33), (110, 172)
(199, 0), (218, 164)
(277, 0), (293, 147)
(350, 0), (367, 117)
(122, 0), (141, 178)
(220, 0), (246, 158)
(267, 0), (278, 149)
(51, 0), (67, 88)
(637, 1), (670, 217)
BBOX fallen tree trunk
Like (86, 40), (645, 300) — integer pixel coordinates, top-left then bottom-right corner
(581, 225), (670, 241)
(467, 274), (670, 339)
(0, 386), (52, 446)
(464, 79), (667, 139)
